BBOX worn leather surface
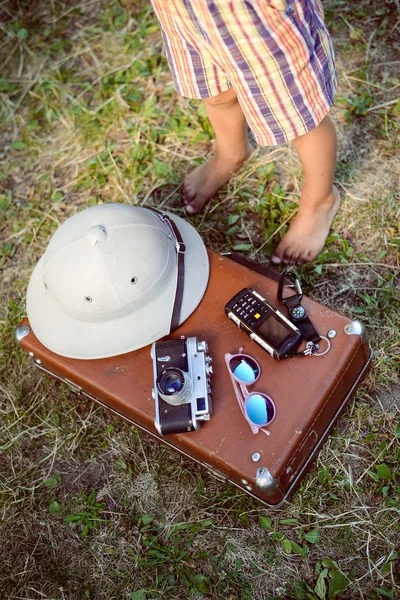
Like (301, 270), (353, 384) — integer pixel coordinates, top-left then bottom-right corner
(18, 250), (370, 504)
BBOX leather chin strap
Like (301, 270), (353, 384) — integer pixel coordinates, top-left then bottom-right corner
(145, 207), (186, 333)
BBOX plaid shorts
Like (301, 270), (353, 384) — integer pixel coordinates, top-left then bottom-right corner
(150, 0), (337, 146)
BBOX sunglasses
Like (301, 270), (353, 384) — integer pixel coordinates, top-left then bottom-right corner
(225, 349), (276, 435)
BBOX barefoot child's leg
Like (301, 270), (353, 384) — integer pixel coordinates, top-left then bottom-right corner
(183, 88), (253, 215)
(151, 0), (338, 263)
(271, 115), (340, 265)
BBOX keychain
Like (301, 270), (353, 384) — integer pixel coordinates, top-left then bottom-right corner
(278, 269), (331, 357)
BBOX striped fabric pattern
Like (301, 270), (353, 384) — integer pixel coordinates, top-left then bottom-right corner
(150, 0), (337, 146)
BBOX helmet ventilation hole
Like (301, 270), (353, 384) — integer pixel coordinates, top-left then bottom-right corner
(131, 277), (138, 284)
(84, 295), (92, 303)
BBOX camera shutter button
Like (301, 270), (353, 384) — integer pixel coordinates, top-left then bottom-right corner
(197, 340), (208, 352)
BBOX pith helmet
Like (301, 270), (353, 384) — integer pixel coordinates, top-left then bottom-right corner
(26, 204), (209, 359)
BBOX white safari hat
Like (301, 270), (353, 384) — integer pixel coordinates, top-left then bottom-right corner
(26, 204), (209, 359)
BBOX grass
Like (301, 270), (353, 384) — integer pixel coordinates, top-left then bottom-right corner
(0, 0), (399, 598)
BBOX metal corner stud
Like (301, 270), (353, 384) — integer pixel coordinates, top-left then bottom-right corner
(344, 320), (367, 342)
(15, 325), (30, 345)
(255, 466), (280, 494)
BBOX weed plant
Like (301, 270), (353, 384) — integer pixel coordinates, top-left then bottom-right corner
(0, 1), (399, 599)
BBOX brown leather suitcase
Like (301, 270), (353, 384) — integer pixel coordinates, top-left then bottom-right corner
(15, 250), (372, 507)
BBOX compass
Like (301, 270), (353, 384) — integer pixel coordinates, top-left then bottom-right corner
(289, 304), (307, 321)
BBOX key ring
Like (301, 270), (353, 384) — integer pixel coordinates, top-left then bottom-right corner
(306, 336), (331, 357)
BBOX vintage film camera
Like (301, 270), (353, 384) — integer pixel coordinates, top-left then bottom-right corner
(151, 336), (212, 436)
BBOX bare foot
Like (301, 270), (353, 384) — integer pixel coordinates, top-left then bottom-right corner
(183, 145), (253, 215)
(271, 186), (341, 265)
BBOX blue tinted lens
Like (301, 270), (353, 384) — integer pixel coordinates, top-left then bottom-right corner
(231, 357), (259, 383)
(245, 394), (274, 426)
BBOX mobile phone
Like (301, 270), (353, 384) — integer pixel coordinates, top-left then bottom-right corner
(225, 288), (303, 360)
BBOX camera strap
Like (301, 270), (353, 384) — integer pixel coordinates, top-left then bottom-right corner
(145, 207), (186, 333)
(278, 269), (321, 352)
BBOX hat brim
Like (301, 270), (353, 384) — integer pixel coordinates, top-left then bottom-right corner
(26, 213), (209, 359)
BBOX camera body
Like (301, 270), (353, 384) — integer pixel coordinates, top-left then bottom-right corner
(151, 336), (212, 436)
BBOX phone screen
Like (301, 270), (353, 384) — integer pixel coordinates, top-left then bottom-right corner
(254, 312), (293, 347)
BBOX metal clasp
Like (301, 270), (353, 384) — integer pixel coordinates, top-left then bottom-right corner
(278, 268), (303, 304)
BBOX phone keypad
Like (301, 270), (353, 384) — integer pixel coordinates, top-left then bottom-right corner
(232, 292), (268, 327)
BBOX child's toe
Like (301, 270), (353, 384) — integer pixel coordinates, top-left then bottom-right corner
(185, 200), (203, 215)
(271, 253), (283, 265)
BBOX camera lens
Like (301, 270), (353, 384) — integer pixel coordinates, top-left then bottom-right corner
(157, 368), (192, 405)
(158, 369), (184, 395)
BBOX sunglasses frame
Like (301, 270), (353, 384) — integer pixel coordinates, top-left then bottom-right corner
(225, 349), (276, 435)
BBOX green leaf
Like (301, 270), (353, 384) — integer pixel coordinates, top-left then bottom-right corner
(227, 225), (240, 236)
(169, 519), (213, 535)
(141, 513), (155, 525)
(64, 514), (81, 523)
(328, 571), (347, 599)
(272, 182), (282, 195)
(259, 516), (272, 529)
(43, 476), (59, 489)
(17, 28), (28, 40)
(293, 581), (310, 600)
(87, 488), (96, 505)
(367, 469), (379, 482)
(114, 13), (128, 27)
(281, 539), (292, 553)
(300, 544), (309, 559)
(349, 28), (363, 41)
(395, 422), (400, 438)
(49, 500), (62, 516)
(232, 243), (253, 251)
(280, 518), (299, 525)
(304, 529), (320, 544)
(372, 588), (394, 599)
(376, 464), (393, 480)
(290, 541), (305, 555)
(315, 568), (328, 599)
(377, 17), (389, 36)
(53, 191), (64, 202)
(322, 559), (339, 570)
(152, 159), (170, 177)
(190, 573), (209, 593)
(256, 162), (275, 179)
(318, 467), (329, 484)
(12, 141), (26, 150)
(228, 214), (240, 225)
(387, 551), (400, 561)
(314, 562), (323, 576)
(130, 591), (146, 600)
